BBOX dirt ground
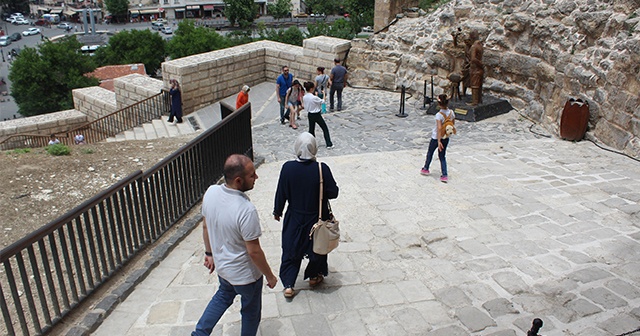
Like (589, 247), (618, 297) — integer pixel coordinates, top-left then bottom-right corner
(0, 135), (196, 250)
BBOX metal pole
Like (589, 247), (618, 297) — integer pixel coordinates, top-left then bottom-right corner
(396, 85), (407, 118)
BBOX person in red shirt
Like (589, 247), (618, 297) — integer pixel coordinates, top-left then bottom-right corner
(236, 85), (250, 109)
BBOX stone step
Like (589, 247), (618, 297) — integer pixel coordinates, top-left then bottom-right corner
(105, 116), (199, 142)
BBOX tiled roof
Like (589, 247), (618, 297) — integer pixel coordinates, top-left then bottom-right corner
(86, 64), (147, 91)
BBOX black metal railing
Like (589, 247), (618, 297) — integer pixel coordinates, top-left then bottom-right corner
(0, 103), (253, 336)
(0, 91), (171, 151)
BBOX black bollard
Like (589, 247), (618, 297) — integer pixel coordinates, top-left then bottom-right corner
(527, 318), (543, 336)
(396, 85), (407, 118)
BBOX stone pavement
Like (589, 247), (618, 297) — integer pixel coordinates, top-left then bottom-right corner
(92, 83), (640, 336)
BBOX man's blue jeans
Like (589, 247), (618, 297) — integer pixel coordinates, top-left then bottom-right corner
(279, 95), (287, 122)
(192, 276), (263, 336)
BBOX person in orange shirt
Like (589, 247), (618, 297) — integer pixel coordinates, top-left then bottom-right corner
(236, 85), (250, 109)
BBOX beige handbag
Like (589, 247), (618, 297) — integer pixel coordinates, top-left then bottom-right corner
(309, 162), (340, 255)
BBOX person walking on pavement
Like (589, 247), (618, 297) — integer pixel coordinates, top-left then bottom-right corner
(168, 79), (183, 123)
(273, 132), (339, 299)
(284, 80), (303, 129)
(302, 81), (333, 149)
(236, 84), (250, 109)
(314, 67), (329, 99)
(420, 94), (455, 183)
(329, 58), (348, 111)
(192, 154), (278, 336)
(276, 65), (294, 124)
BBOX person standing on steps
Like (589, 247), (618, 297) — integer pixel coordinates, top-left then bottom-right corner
(236, 85), (250, 109)
(276, 65), (294, 125)
(329, 58), (348, 112)
(168, 79), (183, 124)
(192, 154), (278, 336)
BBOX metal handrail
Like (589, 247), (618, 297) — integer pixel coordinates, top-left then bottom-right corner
(0, 91), (171, 151)
(0, 103), (253, 336)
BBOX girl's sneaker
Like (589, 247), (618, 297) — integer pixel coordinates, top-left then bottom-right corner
(440, 176), (448, 183)
(420, 168), (430, 175)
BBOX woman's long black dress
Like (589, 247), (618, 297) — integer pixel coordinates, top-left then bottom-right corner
(273, 160), (339, 289)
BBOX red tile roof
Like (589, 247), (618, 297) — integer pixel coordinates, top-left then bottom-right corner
(86, 64), (147, 91)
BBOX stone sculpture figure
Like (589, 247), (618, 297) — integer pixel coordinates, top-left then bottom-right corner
(467, 30), (484, 105)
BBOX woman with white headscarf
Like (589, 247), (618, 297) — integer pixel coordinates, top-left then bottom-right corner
(273, 132), (339, 299)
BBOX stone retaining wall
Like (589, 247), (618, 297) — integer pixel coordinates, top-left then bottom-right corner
(162, 37), (351, 114)
(72, 87), (117, 121)
(114, 74), (164, 110)
(0, 109), (88, 138)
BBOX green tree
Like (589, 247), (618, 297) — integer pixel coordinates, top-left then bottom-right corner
(167, 20), (229, 59)
(302, 0), (340, 15)
(266, 0), (292, 20)
(103, 0), (129, 18)
(258, 26), (304, 46)
(94, 29), (166, 75)
(306, 21), (330, 38)
(223, 0), (258, 26)
(344, 0), (374, 30)
(8, 37), (99, 117)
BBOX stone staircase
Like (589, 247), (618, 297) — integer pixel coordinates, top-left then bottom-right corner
(106, 115), (202, 142)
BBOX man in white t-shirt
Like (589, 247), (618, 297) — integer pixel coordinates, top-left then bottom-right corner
(192, 154), (277, 336)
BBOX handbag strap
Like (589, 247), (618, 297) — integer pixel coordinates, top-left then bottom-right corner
(318, 162), (323, 221)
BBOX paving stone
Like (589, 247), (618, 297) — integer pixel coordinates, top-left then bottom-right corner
(434, 286), (472, 308)
(396, 279), (435, 302)
(428, 325), (469, 336)
(559, 250), (597, 264)
(465, 256), (510, 272)
(290, 314), (332, 336)
(533, 254), (572, 274)
(368, 283), (405, 306)
(457, 239), (493, 256)
(337, 284), (375, 310)
(572, 327), (610, 336)
(568, 267), (613, 283)
(582, 287), (628, 309)
(485, 330), (517, 336)
(598, 314), (640, 335)
(259, 317), (296, 336)
(512, 295), (553, 314)
(391, 307), (429, 334)
(359, 307), (406, 335)
(513, 316), (554, 334)
(482, 298), (519, 318)
(455, 306), (496, 332)
(306, 288), (346, 314)
(146, 301), (181, 325)
(492, 271), (529, 295)
(327, 310), (368, 336)
(276, 291), (312, 317)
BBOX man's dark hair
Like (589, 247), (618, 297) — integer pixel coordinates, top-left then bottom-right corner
(281, 65), (289, 71)
(223, 154), (251, 184)
(303, 81), (314, 92)
(334, 58), (341, 63)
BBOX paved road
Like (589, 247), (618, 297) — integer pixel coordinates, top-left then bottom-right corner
(88, 83), (640, 336)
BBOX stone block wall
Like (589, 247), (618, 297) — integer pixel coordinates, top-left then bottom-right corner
(374, 0), (420, 32)
(0, 110), (87, 138)
(114, 74), (164, 109)
(349, 1), (640, 158)
(72, 87), (117, 121)
(162, 37), (351, 115)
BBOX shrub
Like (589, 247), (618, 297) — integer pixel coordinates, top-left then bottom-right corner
(46, 144), (71, 156)
(8, 148), (31, 154)
(81, 148), (95, 154)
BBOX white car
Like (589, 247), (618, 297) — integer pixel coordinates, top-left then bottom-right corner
(14, 18), (29, 25)
(161, 26), (172, 34)
(22, 28), (41, 36)
(0, 36), (11, 46)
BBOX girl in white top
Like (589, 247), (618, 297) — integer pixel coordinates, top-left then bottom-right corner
(420, 94), (455, 182)
(301, 81), (333, 148)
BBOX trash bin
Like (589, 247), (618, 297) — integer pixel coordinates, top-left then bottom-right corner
(560, 98), (589, 141)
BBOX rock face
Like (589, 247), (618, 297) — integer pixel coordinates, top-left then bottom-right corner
(348, 0), (640, 157)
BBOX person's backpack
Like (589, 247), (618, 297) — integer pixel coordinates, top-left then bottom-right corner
(439, 110), (457, 139)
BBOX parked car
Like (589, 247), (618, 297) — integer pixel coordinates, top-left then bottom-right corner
(293, 13), (308, 18)
(151, 21), (164, 30)
(153, 18), (167, 24)
(34, 19), (48, 26)
(161, 26), (172, 34)
(9, 33), (22, 41)
(57, 22), (72, 29)
(22, 27), (41, 36)
(0, 36), (11, 46)
(13, 18), (29, 25)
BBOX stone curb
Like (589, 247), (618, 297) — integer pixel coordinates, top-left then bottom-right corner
(65, 214), (203, 336)
(64, 155), (266, 336)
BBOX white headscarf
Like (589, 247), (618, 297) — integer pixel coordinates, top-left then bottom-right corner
(294, 132), (317, 161)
